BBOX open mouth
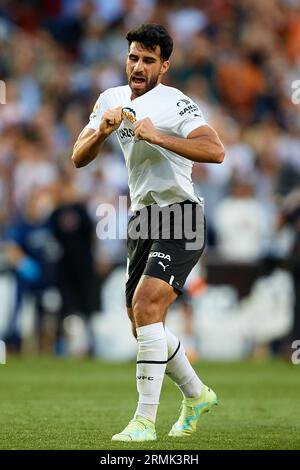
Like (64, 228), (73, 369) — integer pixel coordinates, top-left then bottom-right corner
(131, 76), (146, 85)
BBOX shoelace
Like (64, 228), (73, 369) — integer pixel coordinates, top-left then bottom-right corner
(178, 403), (195, 422)
(126, 419), (149, 433)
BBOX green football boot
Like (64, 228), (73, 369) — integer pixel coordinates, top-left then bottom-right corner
(112, 416), (157, 442)
(168, 385), (218, 437)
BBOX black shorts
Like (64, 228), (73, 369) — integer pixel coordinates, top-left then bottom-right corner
(126, 200), (206, 308)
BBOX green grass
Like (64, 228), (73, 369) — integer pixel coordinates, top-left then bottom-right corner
(0, 357), (299, 450)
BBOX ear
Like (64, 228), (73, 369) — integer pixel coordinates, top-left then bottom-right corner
(160, 60), (170, 76)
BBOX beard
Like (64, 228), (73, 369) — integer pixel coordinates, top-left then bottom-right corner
(129, 73), (160, 97)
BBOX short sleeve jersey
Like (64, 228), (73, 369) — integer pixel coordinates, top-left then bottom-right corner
(86, 84), (207, 211)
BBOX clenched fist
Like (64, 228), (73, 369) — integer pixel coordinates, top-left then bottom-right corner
(99, 106), (123, 136)
(134, 117), (162, 144)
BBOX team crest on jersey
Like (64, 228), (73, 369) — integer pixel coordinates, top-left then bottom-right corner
(122, 107), (136, 124)
(177, 99), (202, 118)
(119, 107), (136, 142)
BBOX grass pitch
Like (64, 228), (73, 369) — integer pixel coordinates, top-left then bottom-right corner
(0, 357), (299, 450)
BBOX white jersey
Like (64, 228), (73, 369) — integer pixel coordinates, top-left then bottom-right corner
(86, 83), (207, 211)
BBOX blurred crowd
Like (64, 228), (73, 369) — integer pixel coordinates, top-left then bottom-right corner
(0, 0), (300, 355)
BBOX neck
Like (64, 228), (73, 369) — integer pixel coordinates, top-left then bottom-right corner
(130, 82), (161, 101)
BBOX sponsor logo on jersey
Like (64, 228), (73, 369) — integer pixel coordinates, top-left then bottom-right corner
(118, 127), (135, 143)
(177, 98), (190, 106)
(149, 252), (171, 261)
(177, 99), (201, 117)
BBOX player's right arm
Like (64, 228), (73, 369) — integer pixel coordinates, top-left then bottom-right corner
(72, 106), (122, 168)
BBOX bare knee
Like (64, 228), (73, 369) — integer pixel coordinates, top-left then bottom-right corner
(132, 293), (162, 327)
(132, 277), (177, 328)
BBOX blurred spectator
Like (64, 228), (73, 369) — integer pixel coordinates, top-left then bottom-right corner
(212, 177), (272, 263)
(4, 186), (60, 352)
(12, 126), (58, 209)
(48, 174), (100, 355)
(278, 187), (300, 351)
(216, 54), (266, 122)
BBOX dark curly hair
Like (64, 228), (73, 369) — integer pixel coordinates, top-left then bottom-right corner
(126, 24), (173, 61)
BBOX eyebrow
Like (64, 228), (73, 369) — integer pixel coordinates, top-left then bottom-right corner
(128, 53), (157, 61)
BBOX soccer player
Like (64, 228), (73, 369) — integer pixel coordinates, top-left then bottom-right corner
(72, 24), (224, 442)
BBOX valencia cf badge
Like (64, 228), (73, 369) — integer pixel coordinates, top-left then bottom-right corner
(122, 107), (136, 124)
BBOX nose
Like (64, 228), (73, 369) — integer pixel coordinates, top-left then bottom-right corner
(133, 59), (144, 74)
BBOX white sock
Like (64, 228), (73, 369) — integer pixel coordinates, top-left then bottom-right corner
(165, 326), (203, 398)
(135, 322), (167, 423)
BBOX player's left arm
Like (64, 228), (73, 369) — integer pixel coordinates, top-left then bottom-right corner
(134, 118), (224, 164)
